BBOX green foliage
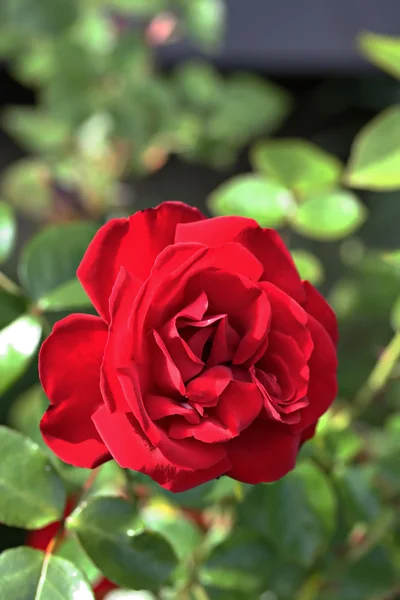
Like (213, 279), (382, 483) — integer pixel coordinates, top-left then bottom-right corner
(251, 139), (343, 198)
(291, 250), (324, 285)
(68, 496), (178, 590)
(0, 547), (94, 600)
(359, 32), (400, 80)
(0, 426), (66, 529)
(19, 222), (98, 301)
(345, 106), (400, 190)
(0, 202), (16, 264)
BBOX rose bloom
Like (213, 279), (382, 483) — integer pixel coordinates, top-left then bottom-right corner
(40, 202), (338, 492)
(26, 498), (117, 599)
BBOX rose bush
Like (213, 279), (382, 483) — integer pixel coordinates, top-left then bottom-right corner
(39, 201), (338, 492)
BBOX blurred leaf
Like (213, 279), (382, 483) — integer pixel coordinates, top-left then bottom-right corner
(183, 0), (225, 49)
(37, 278), (91, 312)
(68, 496), (177, 590)
(200, 530), (274, 594)
(237, 461), (336, 567)
(8, 385), (49, 450)
(290, 190), (367, 240)
(77, 113), (113, 158)
(390, 294), (400, 330)
(291, 249), (324, 285)
(1, 159), (53, 220)
(0, 201), (16, 263)
(174, 61), (223, 110)
(13, 41), (56, 85)
(0, 426), (66, 529)
(139, 498), (203, 560)
(55, 536), (101, 585)
(106, 0), (165, 15)
(19, 221), (98, 300)
(359, 32), (400, 80)
(383, 250), (400, 267)
(0, 315), (42, 395)
(0, 288), (27, 330)
(1, 0), (78, 35)
(345, 105), (400, 190)
(322, 546), (396, 600)
(3, 107), (71, 154)
(210, 75), (291, 144)
(251, 139), (343, 198)
(334, 466), (380, 525)
(0, 547), (94, 600)
(208, 174), (295, 228)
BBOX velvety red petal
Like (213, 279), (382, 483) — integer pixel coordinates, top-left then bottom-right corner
(78, 202), (204, 321)
(292, 314), (338, 434)
(214, 381), (263, 435)
(146, 394), (201, 424)
(185, 366), (232, 404)
(261, 282), (313, 360)
(39, 315), (110, 468)
(303, 281), (338, 345)
(226, 420), (301, 484)
(92, 404), (229, 480)
(175, 217), (304, 303)
(208, 316), (240, 366)
(169, 416), (233, 443)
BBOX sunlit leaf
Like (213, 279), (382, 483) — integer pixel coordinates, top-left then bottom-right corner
(290, 190), (367, 240)
(209, 174), (295, 228)
(0, 547), (94, 600)
(0, 426), (66, 529)
(251, 139), (342, 198)
(0, 315), (42, 395)
(291, 249), (324, 285)
(1, 159), (53, 220)
(0, 201), (16, 263)
(183, 0), (225, 49)
(359, 32), (400, 80)
(345, 105), (400, 190)
(37, 278), (91, 312)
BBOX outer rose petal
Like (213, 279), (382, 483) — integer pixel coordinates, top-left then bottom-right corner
(175, 216), (305, 303)
(292, 314), (338, 434)
(78, 202), (204, 321)
(39, 315), (110, 468)
(303, 281), (338, 345)
(225, 420), (301, 484)
(92, 406), (230, 492)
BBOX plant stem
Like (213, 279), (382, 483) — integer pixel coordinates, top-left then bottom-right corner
(353, 330), (400, 417)
(0, 271), (23, 296)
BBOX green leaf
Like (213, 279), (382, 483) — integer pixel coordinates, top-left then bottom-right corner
(55, 536), (101, 585)
(345, 105), (400, 190)
(19, 222), (98, 300)
(359, 32), (400, 80)
(1, 0), (78, 35)
(139, 499), (203, 560)
(0, 287), (27, 330)
(0, 315), (42, 395)
(0, 201), (16, 263)
(1, 159), (53, 220)
(8, 386), (49, 450)
(174, 61), (223, 110)
(251, 139), (343, 198)
(210, 76), (291, 144)
(390, 294), (400, 330)
(0, 547), (94, 600)
(68, 496), (177, 590)
(37, 278), (91, 312)
(237, 461), (336, 567)
(0, 426), (66, 529)
(290, 190), (367, 240)
(184, 0), (225, 49)
(200, 530), (273, 594)
(106, 0), (165, 16)
(2, 107), (71, 154)
(291, 250), (324, 285)
(208, 174), (295, 228)
(334, 466), (380, 525)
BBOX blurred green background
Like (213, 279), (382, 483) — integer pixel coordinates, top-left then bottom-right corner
(1, 1), (400, 599)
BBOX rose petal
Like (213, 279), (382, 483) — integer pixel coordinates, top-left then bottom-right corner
(169, 416), (234, 443)
(78, 202), (204, 321)
(226, 420), (301, 484)
(185, 366), (233, 405)
(303, 281), (338, 345)
(207, 316), (241, 366)
(146, 394), (201, 424)
(39, 315), (110, 468)
(291, 314), (338, 433)
(176, 217), (304, 303)
(214, 380), (263, 435)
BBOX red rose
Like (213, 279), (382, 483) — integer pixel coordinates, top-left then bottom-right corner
(40, 202), (338, 492)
